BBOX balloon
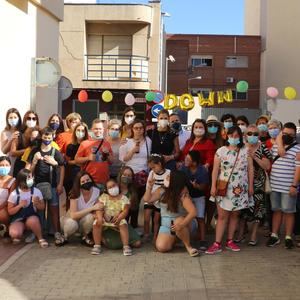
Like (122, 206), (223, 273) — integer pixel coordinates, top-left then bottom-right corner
(236, 80), (249, 93)
(284, 87), (297, 100)
(125, 93), (136, 106)
(145, 91), (156, 102)
(164, 94), (178, 110)
(198, 92), (215, 107)
(78, 90), (88, 103)
(153, 91), (164, 104)
(266, 87), (279, 98)
(179, 94), (195, 111)
(102, 90), (113, 102)
(217, 90), (233, 104)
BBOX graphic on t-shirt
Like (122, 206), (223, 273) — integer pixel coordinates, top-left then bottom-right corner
(91, 146), (103, 162)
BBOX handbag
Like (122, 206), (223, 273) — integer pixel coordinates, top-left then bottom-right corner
(264, 172), (272, 194)
(216, 149), (240, 197)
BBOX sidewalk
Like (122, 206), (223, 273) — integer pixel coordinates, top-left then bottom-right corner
(0, 236), (299, 300)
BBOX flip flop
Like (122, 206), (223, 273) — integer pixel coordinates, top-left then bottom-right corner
(188, 248), (199, 257)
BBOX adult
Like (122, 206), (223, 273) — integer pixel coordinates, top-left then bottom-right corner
(75, 119), (112, 191)
(1, 108), (22, 174)
(206, 126), (254, 254)
(147, 109), (179, 171)
(266, 119), (282, 150)
(169, 113), (190, 151)
(120, 107), (136, 140)
(61, 171), (100, 245)
(180, 119), (216, 170)
(47, 113), (64, 142)
(268, 122), (300, 249)
(56, 112), (81, 155)
(119, 119), (151, 227)
(143, 170), (199, 257)
(236, 115), (249, 135)
(256, 115), (270, 144)
(206, 115), (224, 149)
(221, 114), (236, 131)
(106, 119), (122, 179)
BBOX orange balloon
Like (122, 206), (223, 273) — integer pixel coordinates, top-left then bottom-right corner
(78, 90), (88, 102)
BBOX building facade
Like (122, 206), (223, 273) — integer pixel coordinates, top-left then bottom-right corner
(59, 1), (164, 126)
(0, 0), (64, 129)
(166, 34), (261, 123)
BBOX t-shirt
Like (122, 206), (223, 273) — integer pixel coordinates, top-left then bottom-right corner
(76, 187), (100, 211)
(146, 169), (171, 192)
(8, 187), (43, 208)
(178, 129), (191, 150)
(0, 177), (15, 206)
(270, 143), (300, 193)
(180, 165), (209, 197)
(56, 131), (73, 155)
(75, 139), (112, 184)
(28, 147), (65, 187)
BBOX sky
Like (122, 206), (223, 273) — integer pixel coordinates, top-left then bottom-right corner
(65, 0), (245, 35)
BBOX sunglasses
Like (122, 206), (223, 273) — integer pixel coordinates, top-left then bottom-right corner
(207, 123), (218, 127)
(27, 117), (37, 121)
(247, 132), (259, 136)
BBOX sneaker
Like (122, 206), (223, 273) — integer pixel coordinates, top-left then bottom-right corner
(91, 245), (102, 255)
(285, 238), (294, 249)
(0, 224), (7, 237)
(25, 233), (36, 244)
(54, 232), (65, 246)
(225, 240), (240, 252)
(205, 242), (222, 255)
(248, 240), (258, 246)
(234, 236), (245, 244)
(266, 236), (280, 247)
(198, 240), (209, 252)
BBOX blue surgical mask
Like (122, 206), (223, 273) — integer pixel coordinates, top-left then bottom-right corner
(247, 136), (259, 145)
(224, 121), (233, 129)
(0, 166), (10, 177)
(257, 124), (268, 132)
(228, 137), (240, 146)
(50, 123), (60, 131)
(268, 128), (280, 139)
(109, 130), (119, 139)
(207, 126), (218, 134)
(42, 140), (52, 146)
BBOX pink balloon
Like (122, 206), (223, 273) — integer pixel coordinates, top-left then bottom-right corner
(125, 93), (136, 106)
(266, 87), (279, 98)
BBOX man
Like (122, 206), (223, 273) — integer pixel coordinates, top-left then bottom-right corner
(268, 122), (300, 249)
(75, 119), (112, 190)
(169, 113), (190, 150)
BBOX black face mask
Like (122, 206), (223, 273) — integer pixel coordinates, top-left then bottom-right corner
(81, 182), (93, 190)
(171, 122), (182, 132)
(259, 136), (268, 142)
(282, 134), (295, 145)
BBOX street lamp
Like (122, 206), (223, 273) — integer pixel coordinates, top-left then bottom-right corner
(165, 55), (175, 94)
(188, 76), (202, 94)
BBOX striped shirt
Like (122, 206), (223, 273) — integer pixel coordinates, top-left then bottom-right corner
(270, 143), (300, 193)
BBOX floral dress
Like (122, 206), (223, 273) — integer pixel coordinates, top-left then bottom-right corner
(215, 146), (253, 211)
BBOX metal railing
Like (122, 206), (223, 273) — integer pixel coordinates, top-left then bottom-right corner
(85, 54), (149, 81)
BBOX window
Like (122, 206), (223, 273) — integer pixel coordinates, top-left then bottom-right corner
(73, 100), (99, 128)
(190, 88), (211, 97)
(191, 55), (213, 67)
(232, 90), (248, 101)
(225, 56), (248, 68)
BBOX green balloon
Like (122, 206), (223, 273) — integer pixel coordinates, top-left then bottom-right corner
(145, 91), (156, 102)
(236, 81), (249, 93)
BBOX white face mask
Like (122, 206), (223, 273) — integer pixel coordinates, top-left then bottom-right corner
(108, 186), (119, 197)
(193, 128), (205, 136)
(239, 125), (247, 133)
(76, 131), (85, 139)
(26, 120), (37, 128)
(8, 118), (19, 127)
(158, 119), (169, 128)
(125, 116), (135, 125)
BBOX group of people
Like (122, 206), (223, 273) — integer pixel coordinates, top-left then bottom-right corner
(0, 107), (299, 257)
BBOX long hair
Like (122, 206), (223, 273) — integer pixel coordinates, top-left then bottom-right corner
(120, 107), (136, 137)
(130, 119), (146, 138)
(188, 119), (208, 142)
(161, 170), (188, 213)
(71, 122), (89, 145)
(69, 170), (97, 199)
(5, 108), (22, 131)
(225, 125), (244, 148)
(47, 113), (64, 135)
(22, 111), (40, 132)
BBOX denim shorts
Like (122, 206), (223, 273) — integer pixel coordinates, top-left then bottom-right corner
(159, 216), (176, 235)
(192, 196), (205, 218)
(50, 188), (59, 206)
(270, 191), (297, 213)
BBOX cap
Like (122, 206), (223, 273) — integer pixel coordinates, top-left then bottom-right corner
(206, 115), (219, 124)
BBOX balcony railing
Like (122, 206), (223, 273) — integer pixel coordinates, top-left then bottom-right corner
(85, 54), (149, 82)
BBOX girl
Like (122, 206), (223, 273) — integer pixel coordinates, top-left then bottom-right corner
(143, 154), (170, 242)
(7, 168), (48, 247)
(47, 113), (64, 142)
(91, 179), (132, 256)
(120, 107), (136, 140)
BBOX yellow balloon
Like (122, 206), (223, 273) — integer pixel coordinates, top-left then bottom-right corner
(179, 94), (195, 111)
(217, 90), (233, 104)
(198, 92), (215, 107)
(102, 90), (113, 102)
(284, 87), (297, 100)
(164, 94), (178, 110)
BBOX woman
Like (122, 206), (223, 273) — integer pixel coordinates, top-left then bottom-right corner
(106, 119), (122, 179)
(11, 111), (40, 177)
(120, 107), (136, 140)
(147, 109), (180, 171)
(143, 170), (198, 256)
(256, 115), (270, 144)
(1, 108), (22, 175)
(180, 119), (216, 170)
(206, 126), (254, 254)
(236, 115), (249, 136)
(119, 119), (151, 228)
(206, 115), (224, 149)
(60, 171), (101, 245)
(266, 119), (282, 150)
(236, 124), (272, 245)
(7, 168), (48, 247)
(47, 114), (64, 142)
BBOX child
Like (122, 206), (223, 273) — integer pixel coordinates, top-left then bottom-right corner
(143, 154), (170, 242)
(180, 150), (209, 250)
(7, 168), (48, 247)
(91, 178), (132, 256)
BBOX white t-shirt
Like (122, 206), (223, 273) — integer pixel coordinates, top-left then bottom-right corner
(178, 129), (190, 150)
(8, 187), (43, 208)
(119, 137), (152, 173)
(0, 178), (15, 206)
(77, 187), (100, 211)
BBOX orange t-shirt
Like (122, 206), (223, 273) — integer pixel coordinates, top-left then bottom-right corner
(56, 131), (73, 155)
(75, 139), (112, 184)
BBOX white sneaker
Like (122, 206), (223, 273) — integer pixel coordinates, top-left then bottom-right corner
(25, 233), (36, 243)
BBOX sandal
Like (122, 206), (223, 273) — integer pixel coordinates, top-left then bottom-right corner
(187, 247), (199, 257)
(91, 245), (102, 255)
(54, 232), (65, 246)
(82, 235), (94, 247)
(39, 239), (49, 248)
(123, 245), (133, 256)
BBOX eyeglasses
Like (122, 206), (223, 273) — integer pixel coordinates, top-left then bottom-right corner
(207, 123), (218, 127)
(27, 117), (37, 121)
(247, 132), (259, 136)
(133, 127), (143, 130)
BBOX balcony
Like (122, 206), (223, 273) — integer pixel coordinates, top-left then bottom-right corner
(85, 55), (149, 82)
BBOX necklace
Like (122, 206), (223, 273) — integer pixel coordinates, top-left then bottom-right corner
(158, 131), (167, 145)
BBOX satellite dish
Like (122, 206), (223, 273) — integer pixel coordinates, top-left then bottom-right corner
(58, 76), (73, 101)
(35, 57), (61, 87)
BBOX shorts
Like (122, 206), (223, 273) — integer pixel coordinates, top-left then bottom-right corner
(158, 216), (176, 235)
(270, 191), (297, 213)
(192, 196), (205, 218)
(50, 188), (59, 206)
(144, 203), (161, 213)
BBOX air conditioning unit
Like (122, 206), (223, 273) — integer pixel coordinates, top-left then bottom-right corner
(226, 77), (234, 83)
